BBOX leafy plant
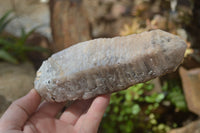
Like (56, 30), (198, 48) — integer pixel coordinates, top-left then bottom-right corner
(0, 10), (13, 34)
(0, 11), (49, 64)
(100, 79), (188, 133)
(100, 82), (169, 133)
(0, 49), (18, 64)
(162, 81), (187, 111)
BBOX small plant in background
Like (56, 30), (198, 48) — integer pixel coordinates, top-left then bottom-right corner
(100, 80), (188, 133)
(0, 11), (13, 34)
(101, 82), (166, 133)
(162, 80), (187, 111)
(0, 11), (49, 64)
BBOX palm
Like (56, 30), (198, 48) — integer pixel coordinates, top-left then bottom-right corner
(0, 90), (110, 133)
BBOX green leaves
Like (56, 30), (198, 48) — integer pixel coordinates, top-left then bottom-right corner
(101, 82), (166, 133)
(162, 81), (187, 111)
(132, 104), (141, 115)
(101, 79), (188, 133)
(17, 26), (42, 46)
(0, 10), (14, 34)
(0, 49), (18, 64)
(145, 93), (165, 103)
(0, 11), (49, 64)
(167, 87), (187, 111)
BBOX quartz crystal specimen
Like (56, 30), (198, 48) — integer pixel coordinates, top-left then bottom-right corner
(34, 30), (187, 102)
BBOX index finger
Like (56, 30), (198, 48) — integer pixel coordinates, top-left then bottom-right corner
(75, 94), (110, 132)
(0, 89), (41, 130)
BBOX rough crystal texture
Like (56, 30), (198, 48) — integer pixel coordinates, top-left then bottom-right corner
(34, 30), (187, 102)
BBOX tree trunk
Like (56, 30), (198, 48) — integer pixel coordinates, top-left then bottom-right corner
(50, 0), (91, 52)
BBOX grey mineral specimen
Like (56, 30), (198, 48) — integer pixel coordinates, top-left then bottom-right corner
(34, 29), (187, 102)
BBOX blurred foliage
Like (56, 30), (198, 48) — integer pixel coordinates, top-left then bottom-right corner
(0, 11), (49, 64)
(100, 80), (188, 133)
(120, 19), (146, 36)
(0, 11), (13, 34)
(162, 80), (187, 111)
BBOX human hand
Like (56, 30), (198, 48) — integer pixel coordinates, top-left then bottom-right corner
(0, 89), (110, 133)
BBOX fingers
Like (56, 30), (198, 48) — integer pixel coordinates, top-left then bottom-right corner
(59, 98), (93, 125)
(0, 89), (41, 130)
(36, 101), (65, 117)
(75, 95), (110, 133)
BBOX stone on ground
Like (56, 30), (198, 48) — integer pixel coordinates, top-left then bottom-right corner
(179, 67), (200, 116)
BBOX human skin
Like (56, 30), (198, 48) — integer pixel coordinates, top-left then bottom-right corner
(0, 89), (110, 133)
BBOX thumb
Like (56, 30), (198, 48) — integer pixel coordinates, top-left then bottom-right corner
(0, 89), (41, 130)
